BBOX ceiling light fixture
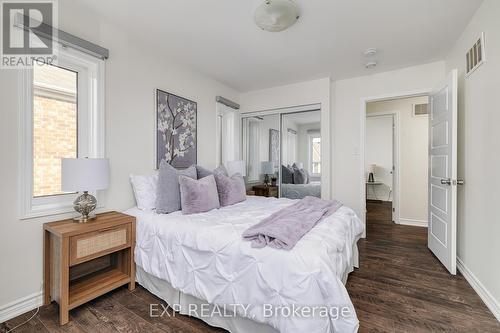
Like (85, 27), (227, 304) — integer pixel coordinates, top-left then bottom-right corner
(254, 0), (300, 32)
(365, 61), (377, 69)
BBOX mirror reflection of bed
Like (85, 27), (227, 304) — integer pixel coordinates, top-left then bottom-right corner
(242, 109), (321, 199)
(280, 110), (321, 199)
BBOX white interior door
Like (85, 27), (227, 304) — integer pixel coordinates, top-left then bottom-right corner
(428, 69), (458, 275)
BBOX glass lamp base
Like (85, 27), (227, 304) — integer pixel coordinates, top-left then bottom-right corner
(73, 214), (97, 223)
(73, 191), (97, 223)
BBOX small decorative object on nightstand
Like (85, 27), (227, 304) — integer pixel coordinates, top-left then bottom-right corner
(61, 158), (109, 223)
(44, 212), (136, 325)
(252, 184), (279, 198)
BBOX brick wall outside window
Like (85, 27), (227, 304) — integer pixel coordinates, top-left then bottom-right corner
(33, 64), (77, 197)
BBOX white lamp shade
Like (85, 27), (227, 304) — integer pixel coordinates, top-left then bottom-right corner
(226, 160), (246, 177)
(261, 161), (274, 174)
(61, 158), (109, 192)
(367, 164), (377, 174)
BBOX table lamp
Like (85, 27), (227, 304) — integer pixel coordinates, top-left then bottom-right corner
(61, 158), (109, 222)
(367, 164), (376, 183)
(261, 161), (274, 187)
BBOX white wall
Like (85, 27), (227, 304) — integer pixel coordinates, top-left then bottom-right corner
(367, 96), (429, 225)
(0, 0), (239, 316)
(240, 78), (331, 198)
(445, 0), (500, 318)
(332, 62), (446, 227)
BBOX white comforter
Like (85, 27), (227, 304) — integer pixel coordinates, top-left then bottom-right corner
(127, 196), (364, 333)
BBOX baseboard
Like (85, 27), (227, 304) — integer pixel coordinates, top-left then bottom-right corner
(398, 218), (428, 227)
(457, 257), (500, 322)
(366, 199), (392, 203)
(0, 291), (43, 323)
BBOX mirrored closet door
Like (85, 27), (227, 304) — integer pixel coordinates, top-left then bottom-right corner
(241, 107), (321, 199)
(280, 110), (321, 199)
(242, 114), (280, 197)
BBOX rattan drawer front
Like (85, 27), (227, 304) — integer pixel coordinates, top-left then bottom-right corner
(70, 225), (130, 265)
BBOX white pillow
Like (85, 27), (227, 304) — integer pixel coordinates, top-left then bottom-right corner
(130, 172), (158, 210)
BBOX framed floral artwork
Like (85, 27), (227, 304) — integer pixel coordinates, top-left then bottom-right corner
(269, 129), (280, 169)
(156, 89), (197, 169)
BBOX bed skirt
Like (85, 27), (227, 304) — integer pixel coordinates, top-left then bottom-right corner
(135, 243), (359, 333)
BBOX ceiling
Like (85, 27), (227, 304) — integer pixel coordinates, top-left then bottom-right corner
(76, 0), (483, 92)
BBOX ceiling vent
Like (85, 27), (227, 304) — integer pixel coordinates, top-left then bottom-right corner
(413, 103), (429, 117)
(466, 32), (486, 76)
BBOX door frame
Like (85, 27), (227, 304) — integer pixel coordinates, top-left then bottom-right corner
(360, 89), (431, 237)
(365, 113), (399, 224)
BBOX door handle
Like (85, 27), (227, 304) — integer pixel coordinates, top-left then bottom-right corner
(440, 178), (452, 185)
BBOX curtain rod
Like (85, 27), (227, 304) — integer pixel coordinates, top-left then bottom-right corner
(14, 13), (109, 59)
(216, 96), (240, 110)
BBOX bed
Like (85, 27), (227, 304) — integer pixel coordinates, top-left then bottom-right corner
(125, 196), (364, 333)
(281, 181), (322, 199)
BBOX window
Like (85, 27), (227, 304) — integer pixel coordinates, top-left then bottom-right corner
(286, 129), (297, 165)
(309, 134), (321, 175)
(216, 102), (238, 167)
(33, 64), (78, 197)
(20, 46), (105, 219)
(216, 114), (223, 166)
(247, 120), (261, 181)
(241, 117), (261, 182)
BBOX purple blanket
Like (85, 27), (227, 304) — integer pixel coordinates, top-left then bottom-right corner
(242, 196), (343, 250)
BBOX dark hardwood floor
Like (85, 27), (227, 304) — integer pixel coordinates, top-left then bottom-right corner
(2, 201), (499, 332)
(348, 200), (500, 332)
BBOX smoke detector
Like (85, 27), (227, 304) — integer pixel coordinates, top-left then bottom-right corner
(254, 0), (300, 32)
(364, 48), (377, 57)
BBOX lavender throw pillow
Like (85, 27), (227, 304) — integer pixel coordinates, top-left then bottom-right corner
(156, 161), (197, 214)
(214, 173), (246, 207)
(281, 165), (294, 184)
(179, 175), (220, 214)
(195, 164), (228, 179)
(292, 166), (308, 184)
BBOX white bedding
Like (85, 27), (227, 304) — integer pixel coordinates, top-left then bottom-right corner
(126, 196), (364, 333)
(281, 182), (322, 199)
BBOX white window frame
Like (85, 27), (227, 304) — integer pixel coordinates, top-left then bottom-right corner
(308, 133), (321, 177)
(19, 46), (105, 219)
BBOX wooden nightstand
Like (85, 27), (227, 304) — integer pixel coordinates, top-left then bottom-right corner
(43, 211), (136, 325)
(252, 184), (279, 198)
